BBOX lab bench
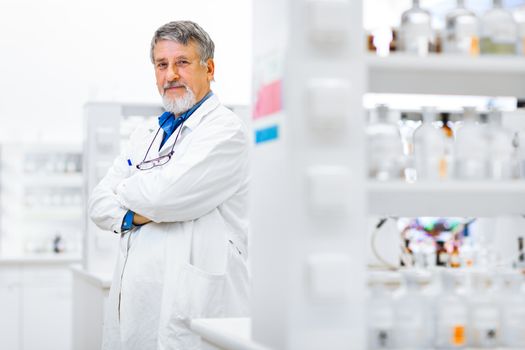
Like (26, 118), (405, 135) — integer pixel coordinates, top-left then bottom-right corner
(71, 265), (112, 350)
(190, 318), (269, 350)
(0, 254), (80, 350)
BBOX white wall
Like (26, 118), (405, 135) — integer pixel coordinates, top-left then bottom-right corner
(0, 0), (252, 142)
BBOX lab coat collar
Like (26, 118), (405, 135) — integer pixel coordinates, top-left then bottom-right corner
(182, 93), (219, 131)
(158, 93), (220, 155)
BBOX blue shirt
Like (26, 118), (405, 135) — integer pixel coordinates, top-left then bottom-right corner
(158, 91), (213, 149)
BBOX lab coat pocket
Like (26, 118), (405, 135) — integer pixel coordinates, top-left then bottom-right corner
(173, 262), (226, 320)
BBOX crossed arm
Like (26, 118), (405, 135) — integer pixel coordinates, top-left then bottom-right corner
(133, 213), (151, 225)
(88, 118), (248, 233)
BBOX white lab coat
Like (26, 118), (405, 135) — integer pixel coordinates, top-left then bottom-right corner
(88, 94), (250, 350)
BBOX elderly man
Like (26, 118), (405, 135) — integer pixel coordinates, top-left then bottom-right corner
(89, 20), (250, 350)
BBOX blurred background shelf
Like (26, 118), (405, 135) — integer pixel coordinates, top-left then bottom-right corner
(367, 53), (525, 97)
(368, 180), (525, 217)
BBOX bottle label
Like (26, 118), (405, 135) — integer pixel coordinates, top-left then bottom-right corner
(452, 325), (466, 346)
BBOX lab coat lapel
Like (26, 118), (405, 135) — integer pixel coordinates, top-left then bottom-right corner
(158, 95), (220, 156)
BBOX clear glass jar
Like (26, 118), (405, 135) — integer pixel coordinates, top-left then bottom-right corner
(413, 107), (447, 181)
(480, 0), (518, 55)
(367, 272), (397, 349)
(434, 269), (468, 349)
(393, 269), (434, 348)
(443, 0), (479, 55)
(398, 0), (433, 55)
(485, 108), (517, 180)
(500, 271), (525, 347)
(468, 271), (501, 348)
(366, 105), (404, 181)
(453, 107), (489, 180)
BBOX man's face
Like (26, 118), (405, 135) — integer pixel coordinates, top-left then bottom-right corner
(153, 39), (214, 110)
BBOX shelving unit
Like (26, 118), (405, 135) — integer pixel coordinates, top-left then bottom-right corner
(366, 54), (525, 216)
(0, 143), (83, 256)
(250, 1), (525, 350)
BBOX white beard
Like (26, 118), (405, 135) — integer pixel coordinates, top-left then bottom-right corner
(162, 85), (196, 115)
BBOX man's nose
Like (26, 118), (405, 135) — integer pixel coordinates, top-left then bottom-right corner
(166, 64), (180, 81)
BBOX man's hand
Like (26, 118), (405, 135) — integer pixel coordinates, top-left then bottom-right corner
(133, 213), (152, 225)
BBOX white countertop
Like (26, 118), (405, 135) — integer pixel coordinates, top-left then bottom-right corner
(190, 318), (269, 350)
(0, 253), (81, 265)
(70, 265), (112, 289)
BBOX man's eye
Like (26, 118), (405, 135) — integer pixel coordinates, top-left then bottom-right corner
(176, 60), (189, 66)
(157, 63), (167, 69)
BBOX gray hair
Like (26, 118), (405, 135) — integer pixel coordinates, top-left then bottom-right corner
(150, 21), (215, 66)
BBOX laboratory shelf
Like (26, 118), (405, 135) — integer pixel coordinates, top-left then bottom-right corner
(4, 173), (83, 187)
(20, 207), (82, 221)
(0, 254), (81, 265)
(367, 180), (525, 217)
(367, 53), (525, 97)
(1, 205), (82, 221)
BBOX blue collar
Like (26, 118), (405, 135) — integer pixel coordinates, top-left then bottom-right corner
(158, 91), (213, 148)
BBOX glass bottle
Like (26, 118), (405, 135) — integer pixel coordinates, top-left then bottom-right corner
(453, 107), (489, 180)
(500, 270), (525, 347)
(413, 107), (447, 181)
(485, 107), (516, 179)
(434, 269), (468, 349)
(367, 272), (396, 349)
(514, 5), (525, 55)
(393, 269), (434, 349)
(399, 0), (433, 55)
(480, 0), (518, 54)
(444, 0), (480, 55)
(468, 271), (501, 348)
(366, 105), (404, 181)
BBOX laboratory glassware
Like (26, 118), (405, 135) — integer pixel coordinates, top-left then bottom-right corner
(413, 107), (447, 181)
(468, 271), (501, 348)
(367, 272), (396, 349)
(454, 107), (489, 180)
(480, 0), (518, 55)
(392, 269), (434, 349)
(398, 0), (433, 55)
(499, 270), (525, 347)
(443, 0), (479, 55)
(366, 105), (404, 181)
(434, 269), (468, 349)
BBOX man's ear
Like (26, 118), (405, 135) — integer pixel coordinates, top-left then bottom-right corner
(207, 58), (215, 81)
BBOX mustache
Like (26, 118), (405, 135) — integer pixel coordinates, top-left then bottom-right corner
(163, 82), (188, 90)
